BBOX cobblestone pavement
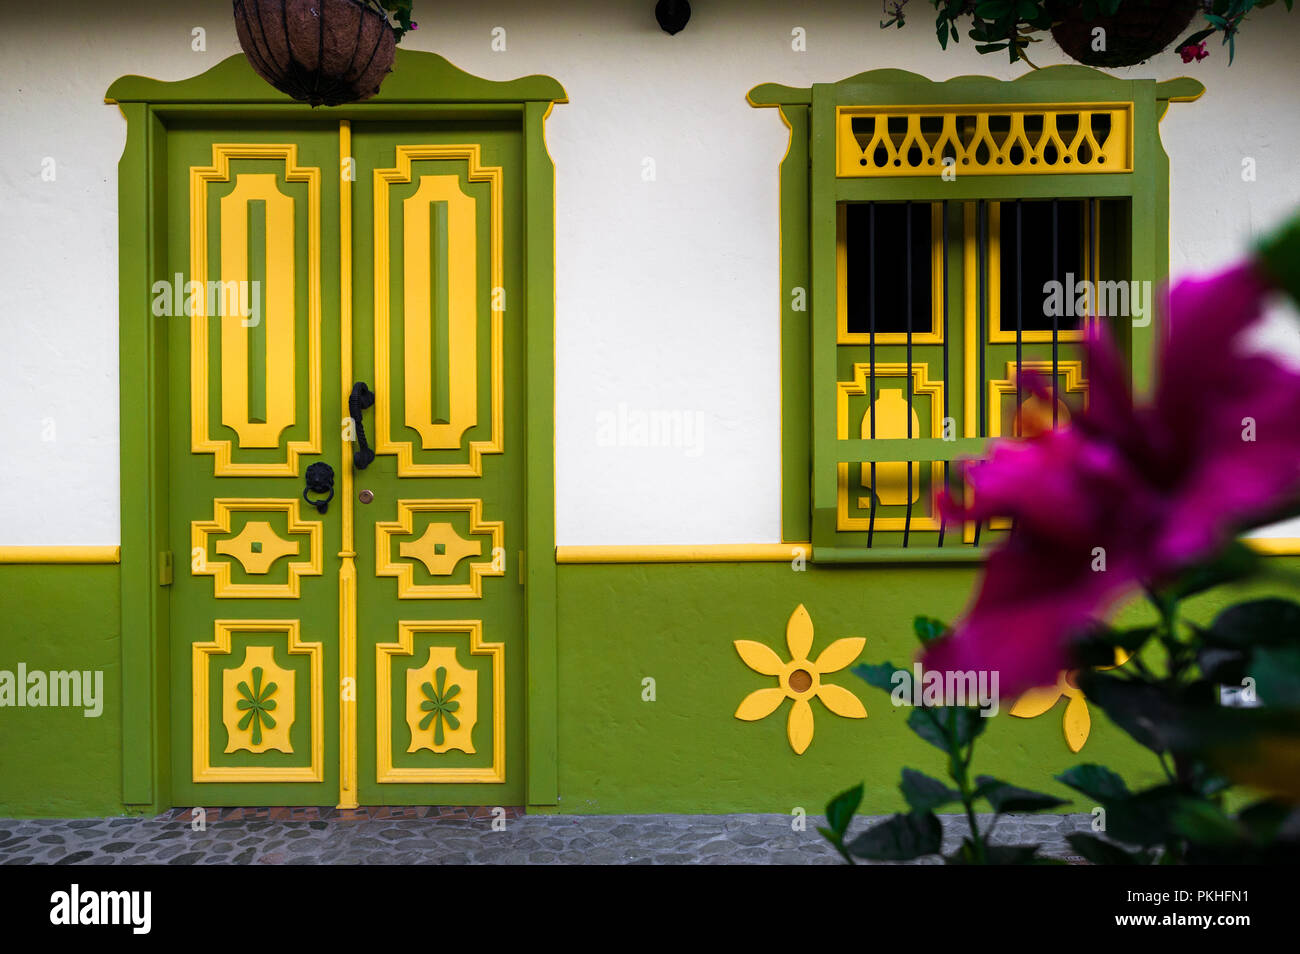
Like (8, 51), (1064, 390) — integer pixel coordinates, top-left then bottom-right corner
(0, 811), (1095, 864)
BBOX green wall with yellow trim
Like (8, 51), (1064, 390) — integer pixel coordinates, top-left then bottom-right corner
(2, 558), (1297, 817)
(0, 566), (125, 817)
(549, 560), (1300, 815)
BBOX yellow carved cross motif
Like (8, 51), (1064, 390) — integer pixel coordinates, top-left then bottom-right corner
(216, 521), (300, 574)
(399, 522), (482, 576)
(374, 499), (504, 598)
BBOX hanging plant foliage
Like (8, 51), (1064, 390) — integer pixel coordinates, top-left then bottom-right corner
(882, 0), (1292, 67)
(233, 0), (417, 107)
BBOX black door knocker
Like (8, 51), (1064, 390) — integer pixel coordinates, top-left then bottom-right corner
(349, 381), (376, 471)
(303, 461), (335, 514)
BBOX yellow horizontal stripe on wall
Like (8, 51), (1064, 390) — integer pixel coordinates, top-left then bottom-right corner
(1246, 538), (1300, 556)
(0, 546), (122, 565)
(556, 544), (810, 564)
(558, 539), (1300, 563)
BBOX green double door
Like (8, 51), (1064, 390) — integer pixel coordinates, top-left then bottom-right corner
(166, 120), (525, 807)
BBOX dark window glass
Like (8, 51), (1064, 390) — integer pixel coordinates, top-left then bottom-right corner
(999, 199), (1085, 333)
(845, 202), (933, 336)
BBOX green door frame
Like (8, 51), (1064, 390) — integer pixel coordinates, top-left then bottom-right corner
(107, 51), (565, 813)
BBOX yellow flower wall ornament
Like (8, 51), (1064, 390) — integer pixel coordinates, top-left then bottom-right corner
(733, 604), (867, 754)
(1009, 651), (1131, 752)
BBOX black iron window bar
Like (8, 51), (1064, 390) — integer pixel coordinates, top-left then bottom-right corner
(843, 197), (1097, 549)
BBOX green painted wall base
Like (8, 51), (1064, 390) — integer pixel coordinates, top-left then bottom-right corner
(3, 558), (1297, 817)
(0, 566), (126, 817)
(550, 560), (1298, 815)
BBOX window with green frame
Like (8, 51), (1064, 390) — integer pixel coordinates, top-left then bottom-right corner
(748, 67), (1203, 560)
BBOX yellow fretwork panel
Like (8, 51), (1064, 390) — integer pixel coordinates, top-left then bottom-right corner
(192, 619), (323, 783)
(836, 362), (944, 532)
(375, 620), (505, 783)
(403, 175), (478, 449)
(218, 173), (297, 448)
(375, 499), (504, 599)
(836, 103), (1132, 177)
(405, 646), (478, 755)
(215, 521), (301, 575)
(399, 522), (483, 576)
(373, 145), (503, 476)
(222, 644), (296, 755)
(191, 498), (322, 598)
(190, 143), (321, 476)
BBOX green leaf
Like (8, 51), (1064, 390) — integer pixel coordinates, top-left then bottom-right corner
(1067, 832), (1147, 865)
(944, 841), (1058, 865)
(854, 660), (904, 694)
(1177, 27), (1218, 50)
(1256, 216), (1300, 306)
(845, 811), (943, 861)
(976, 42), (1011, 54)
(913, 616), (948, 646)
(1075, 672), (1180, 753)
(907, 706), (987, 753)
(1099, 0), (1123, 14)
(945, 837), (981, 864)
(1055, 764), (1131, 803)
(1208, 598), (1300, 649)
(900, 768), (962, 813)
(1197, 644), (1247, 684)
(1068, 624), (1156, 669)
(984, 844), (1050, 864)
(1103, 786), (1185, 846)
(1161, 540), (1260, 602)
(1249, 646), (1300, 706)
(824, 783), (863, 837)
(1237, 799), (1296, 841)
(975, 0), (1014, 18)
(907, 708), (949, 751)
(947, 705), (989, 747)
(1171, 799), (1244, 847)
(975, 776), (1069, 813)
(816, 827), (852, 862)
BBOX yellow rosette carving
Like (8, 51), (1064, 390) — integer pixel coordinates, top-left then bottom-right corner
(734, 604), (867, 754)
(1009, 650), (1131, 752)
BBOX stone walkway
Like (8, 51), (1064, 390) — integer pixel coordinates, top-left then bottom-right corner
(0, 811), (1095, 864)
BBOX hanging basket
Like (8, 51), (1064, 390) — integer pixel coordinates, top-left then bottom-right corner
(1049, 0), (1199, 67)
(233, 0), (397, 107)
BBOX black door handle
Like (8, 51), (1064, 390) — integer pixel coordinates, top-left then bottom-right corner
(303, 461), (335, 514)
(349, 382), (376, 471)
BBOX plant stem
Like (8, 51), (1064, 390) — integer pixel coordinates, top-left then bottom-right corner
(941, 710), (985, 863)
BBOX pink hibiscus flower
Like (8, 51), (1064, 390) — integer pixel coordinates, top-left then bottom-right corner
(923, 260), (1300, 696)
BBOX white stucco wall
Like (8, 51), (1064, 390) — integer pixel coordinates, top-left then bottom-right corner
(1, 0), (1298, 546)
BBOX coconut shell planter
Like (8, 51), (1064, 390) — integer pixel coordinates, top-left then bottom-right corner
(233, 0), (397, 107)
(1050, 0), (1200, 67)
